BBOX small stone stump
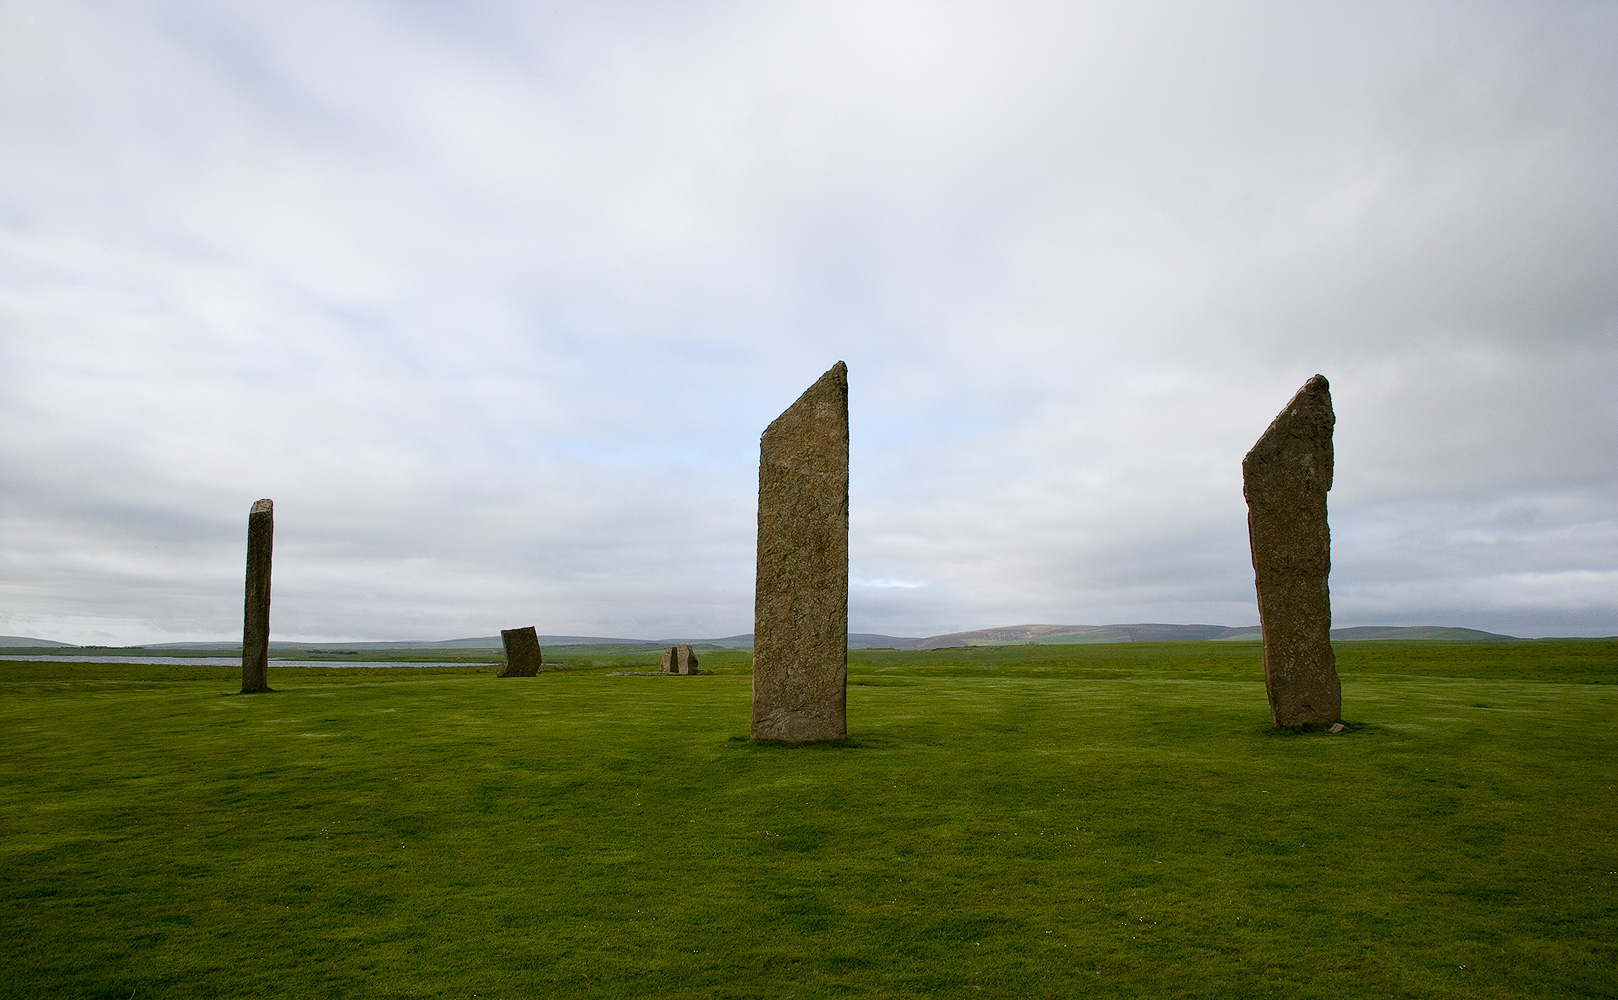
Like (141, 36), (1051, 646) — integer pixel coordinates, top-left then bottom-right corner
(1243, 375), (1342, 727)
(751, 362), (849, 742)
(660, 644), (701, 675)
(498, 627), (543, 677)
(240, 498), (273, 693)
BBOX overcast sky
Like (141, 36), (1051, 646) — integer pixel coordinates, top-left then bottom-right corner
(2, 0), (1614, 644)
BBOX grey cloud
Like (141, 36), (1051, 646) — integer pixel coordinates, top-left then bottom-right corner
(2, 1), (1613, 643)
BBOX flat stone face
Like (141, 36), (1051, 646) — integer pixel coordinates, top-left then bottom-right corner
(241, 498), (273, 693)
(1243, 375), (1342, 727)
(498, 627), (543, 677)
(751, 362), (849, 742)
(659, 644), (703, 675)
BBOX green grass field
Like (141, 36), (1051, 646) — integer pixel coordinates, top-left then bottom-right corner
(3, 641), (1614, 998)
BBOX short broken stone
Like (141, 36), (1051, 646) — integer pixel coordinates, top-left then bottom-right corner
(498, 626), (543, 677)
(659, 644), (706, 675)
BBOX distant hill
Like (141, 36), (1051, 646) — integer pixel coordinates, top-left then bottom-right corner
(0, 635), (77, 647)
(884, 623), (1522, 649)
(702, 633), (919, 649)
(5, 624), (1528, 656)
(139, 635), (666, 651)
(1327, 626), (1518, 642)
(849, 633), (925, 649)
(904, 624), (1264, 649)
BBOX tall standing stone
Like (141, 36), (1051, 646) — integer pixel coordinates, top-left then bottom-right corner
(498, 627), (543, 677)
(1243, 375), (1342, 727)
(751, 362), (849, 742)
(240, 498), (273, 693)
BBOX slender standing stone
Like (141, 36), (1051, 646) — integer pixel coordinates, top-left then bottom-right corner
(660, 646), (677, 674)
(498, 627), (543, 677)
(240, 498), (273, 693)
(1243, 375), (1342, 727)
(751, 362), (849, 742)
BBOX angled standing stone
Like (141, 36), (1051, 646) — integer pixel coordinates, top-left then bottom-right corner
(498, 627), (543, 677)
(660, 646), (677, 674)
(240, 498), (273, 693)
(751, 362), (849, 742)
(1243, 375), (1341, 727)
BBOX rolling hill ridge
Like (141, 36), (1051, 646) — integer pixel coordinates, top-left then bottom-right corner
(1, 623), (1528, 652)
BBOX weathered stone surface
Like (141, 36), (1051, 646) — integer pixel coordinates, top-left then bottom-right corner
(240, 498), (273, 693)
(498, 627), (543, 677)
(660, 644), (701, 675)
(1243, 375), (1342, 727)
(751, 362), (849, 742)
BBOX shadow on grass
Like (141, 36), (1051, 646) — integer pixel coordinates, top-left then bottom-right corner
(1262, 719), (1382, 737)
(727, 736), (880, 751)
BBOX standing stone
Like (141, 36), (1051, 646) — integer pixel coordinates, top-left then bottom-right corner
(751, 362), (849, 742)
(659, 645), (699, 675)
(1243, 375), (1342, 727)
(240, 498), (273, 693)
(670, 645), (699, 674)
(653, 644), (698, 673)
(498, 627), (543, 677)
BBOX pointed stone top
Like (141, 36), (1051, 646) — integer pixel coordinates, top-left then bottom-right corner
(791, 361), (847, 408)
(793, 361), (846, 399)
(761, 362), (848, 453)
(1278, 374), (1330, 415)
(1243, 375), (1333, 494)
(251, 498), (273, 514)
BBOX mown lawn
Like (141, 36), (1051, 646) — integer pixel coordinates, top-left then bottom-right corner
(2, 641), (1614, 998)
